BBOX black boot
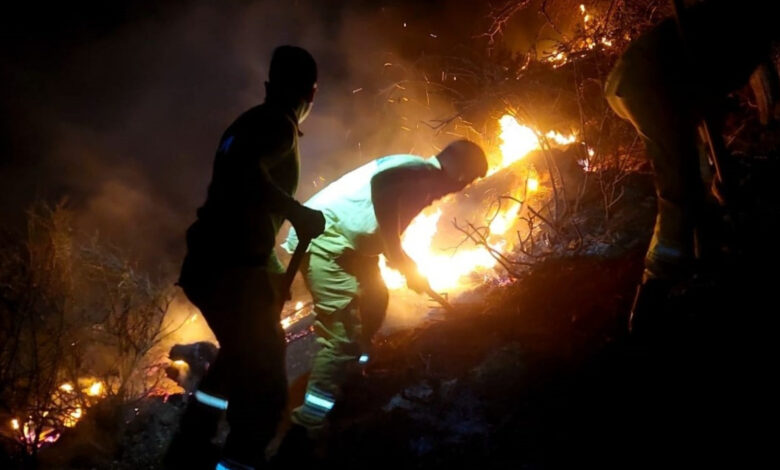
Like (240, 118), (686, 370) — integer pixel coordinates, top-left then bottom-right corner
(164, 399), (222, 470)
(628, 275), (677, 339)
(269, 424), (317, 468)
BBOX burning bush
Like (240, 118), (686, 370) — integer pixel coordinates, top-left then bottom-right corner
(0, 202), (181, 464)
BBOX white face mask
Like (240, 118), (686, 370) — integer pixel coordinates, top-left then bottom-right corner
(298, 100), (314, 123)
(298, 83), (317, 124)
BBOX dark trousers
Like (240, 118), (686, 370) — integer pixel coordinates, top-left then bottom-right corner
(605, 22), (704, 278)
(169, 255), (286, 467)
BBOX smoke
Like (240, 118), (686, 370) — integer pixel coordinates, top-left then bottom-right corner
(0, 0), (515, 345)
(1, 0), (493, 271)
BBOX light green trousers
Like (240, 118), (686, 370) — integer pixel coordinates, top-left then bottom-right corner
(291, 230), (388, 431)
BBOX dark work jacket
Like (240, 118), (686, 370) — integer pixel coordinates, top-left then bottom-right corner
(185, 102), (300, 270)
(608, 0), (779, 107)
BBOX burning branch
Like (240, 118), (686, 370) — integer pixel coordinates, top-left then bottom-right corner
(451, 218), (528, 279)
(481, 0), (534, 45)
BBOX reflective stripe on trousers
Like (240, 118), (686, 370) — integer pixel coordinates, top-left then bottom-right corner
(299, 386), (336, 421)
(195, 390), (229, 411)
(216, 459), (255, 470)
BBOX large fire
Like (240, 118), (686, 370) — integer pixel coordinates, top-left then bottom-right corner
(379, 114), (575, 293)
(3, 116), (574, 455)
(162, 114), (576, 373)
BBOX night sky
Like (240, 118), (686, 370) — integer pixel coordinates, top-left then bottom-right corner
(1, 0), (503, 269)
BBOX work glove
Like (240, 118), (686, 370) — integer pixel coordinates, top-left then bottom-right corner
(290, 203), (325, 241)
(399, 258), (431, 294)
(709, 175), (727, 207)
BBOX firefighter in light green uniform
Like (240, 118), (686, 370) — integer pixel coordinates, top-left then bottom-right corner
(279, 140), (487, 445)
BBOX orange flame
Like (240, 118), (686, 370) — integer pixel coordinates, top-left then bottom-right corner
(87, 381), (104, 397)
(63, 408), (82, 428)
(379, 115), (575, 292)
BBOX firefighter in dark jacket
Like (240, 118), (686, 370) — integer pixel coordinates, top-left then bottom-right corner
(165, 45), (325, 470)
(605, 0), (779, 334)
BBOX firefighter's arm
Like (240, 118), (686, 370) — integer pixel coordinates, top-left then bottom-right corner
(254, 164), (323, 240)
(371, 167), (431, 293)
(249, 116), (324, 240)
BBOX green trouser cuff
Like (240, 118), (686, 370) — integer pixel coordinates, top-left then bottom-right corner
(293, 236), (387, 432)
(291, 385), (335, 432)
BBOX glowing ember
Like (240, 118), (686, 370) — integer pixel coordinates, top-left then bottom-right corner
(281, 301), (312, 331)
(580, 4), (591, 23)
(63, 408), (82, 428)
(17, 419), (61, 448)
(10, 378), (115, 450)
(544, 3), (614, 66)
(39, 428), (60, 445)
(22, 422), (35, 443)
(87, 381), (104, 397)
(548, 51), (568, 68)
